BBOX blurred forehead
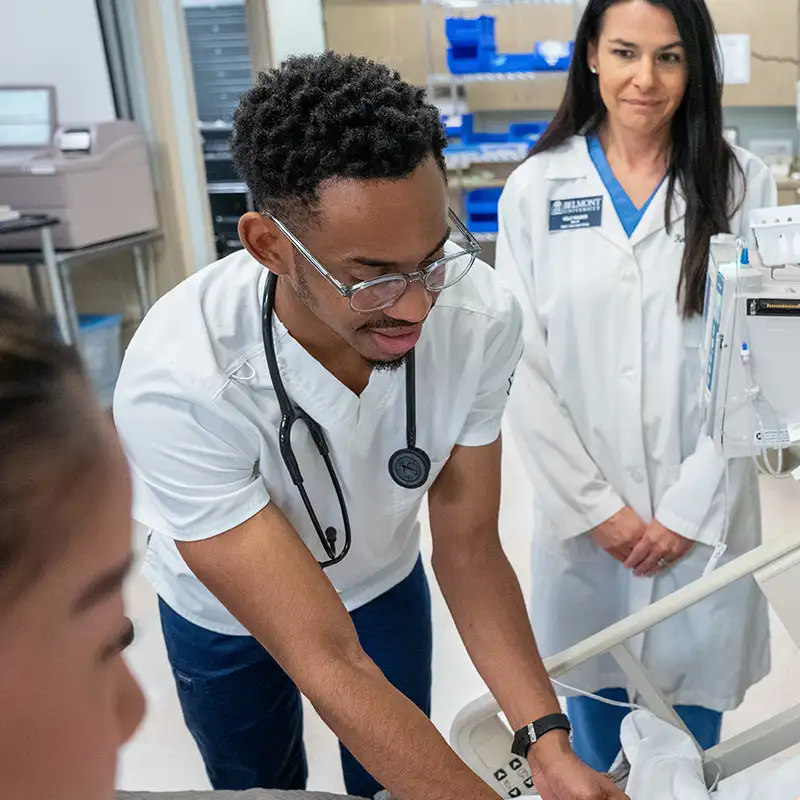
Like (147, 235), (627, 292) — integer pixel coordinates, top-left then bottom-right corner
(303, 158), (449, 264)
(600, 0), (681, 44)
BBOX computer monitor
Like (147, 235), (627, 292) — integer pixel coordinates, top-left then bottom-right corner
(0, 86), (56, 149)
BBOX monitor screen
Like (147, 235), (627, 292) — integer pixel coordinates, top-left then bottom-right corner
(0, 87), (55, 148)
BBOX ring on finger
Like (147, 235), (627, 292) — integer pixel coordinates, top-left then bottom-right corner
(657, 557), (669, 569)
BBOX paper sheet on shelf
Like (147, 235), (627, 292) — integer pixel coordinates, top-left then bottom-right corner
(718, 34), (751, 85)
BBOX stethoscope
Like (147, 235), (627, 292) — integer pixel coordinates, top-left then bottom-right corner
(262, 272), (431, 568)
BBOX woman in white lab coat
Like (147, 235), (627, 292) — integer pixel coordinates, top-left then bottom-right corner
(496, 0), (777, 772)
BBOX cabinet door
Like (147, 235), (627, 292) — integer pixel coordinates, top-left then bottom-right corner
(324, 0), (434, 88)
(711, 0), (799, 107)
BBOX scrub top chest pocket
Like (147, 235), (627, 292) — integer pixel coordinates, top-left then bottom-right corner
(549, 196), (604, 232)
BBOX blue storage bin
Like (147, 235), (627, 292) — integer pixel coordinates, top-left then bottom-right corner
(446, 16), (497, 74)
(531, 41), (574, 72)
(466, 188), (502, 233)
(465, 129), (510, 145)
(442, 113), (474, 141)
(490, 53), (536, 73)
(508, 121), (549, 143)
(445, 16), (495, 46)
(444, 13), (573, 76)
(448, 50), (495, 75)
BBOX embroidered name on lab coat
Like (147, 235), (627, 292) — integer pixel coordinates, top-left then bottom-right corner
(549, 196), (603, 232)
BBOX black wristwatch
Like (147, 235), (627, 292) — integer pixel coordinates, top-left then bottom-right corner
(511, 713), (572, 758)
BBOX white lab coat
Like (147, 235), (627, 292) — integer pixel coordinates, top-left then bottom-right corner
(497, 136), (777, 711)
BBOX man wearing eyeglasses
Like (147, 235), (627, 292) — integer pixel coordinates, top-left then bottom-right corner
(114, 53), (626, 800)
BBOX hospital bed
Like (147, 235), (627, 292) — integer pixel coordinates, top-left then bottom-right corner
(449, 530), (800, 798)
(449, 212), (800, 798)
(117, 533), (800, 800)
(118, 792), (362, 799)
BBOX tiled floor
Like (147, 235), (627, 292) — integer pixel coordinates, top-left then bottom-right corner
(117, 429), (800, 793)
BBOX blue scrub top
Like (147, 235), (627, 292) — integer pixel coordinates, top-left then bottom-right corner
(586, 134), (663, 238)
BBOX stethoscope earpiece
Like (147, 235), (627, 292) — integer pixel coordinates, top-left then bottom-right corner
(388, 446), (431, 490)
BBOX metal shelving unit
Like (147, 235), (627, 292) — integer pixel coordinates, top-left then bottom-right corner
(183, 0), (254, 259)
(429, 70), (563, 85)
(424, 0), (582, 247)
(445, 142), (531, 170)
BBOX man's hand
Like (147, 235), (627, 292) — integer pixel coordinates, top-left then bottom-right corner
(623, 519), (694, 577)
(590, 507), (647, 564)
(529, 733), (629, 799)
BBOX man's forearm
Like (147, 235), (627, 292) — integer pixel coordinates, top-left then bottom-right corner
(432, 538), (560, 732)
(301, 650), (498, 800)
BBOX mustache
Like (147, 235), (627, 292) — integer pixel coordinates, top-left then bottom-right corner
(357, 316), (418, 332)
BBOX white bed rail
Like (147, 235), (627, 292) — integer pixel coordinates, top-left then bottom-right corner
(450, 532), (800, 797)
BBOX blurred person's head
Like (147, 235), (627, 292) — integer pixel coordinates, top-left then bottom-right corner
(0, 292), (144, 799)
(533, 0), (743, 317)
(232, 52), (472, 370)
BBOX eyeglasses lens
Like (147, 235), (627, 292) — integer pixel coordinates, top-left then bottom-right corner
(350, 278), (408, 313)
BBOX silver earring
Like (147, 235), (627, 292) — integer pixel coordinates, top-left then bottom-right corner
(590, 65), (598, 74)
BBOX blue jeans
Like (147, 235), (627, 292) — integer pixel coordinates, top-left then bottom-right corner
(567, 688), (723, 772)
(159, 557), (432, 798)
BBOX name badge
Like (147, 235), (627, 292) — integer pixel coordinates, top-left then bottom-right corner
(549, 196), (603, 232)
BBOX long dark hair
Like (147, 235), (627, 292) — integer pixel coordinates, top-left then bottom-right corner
(532, 0), (743, 317)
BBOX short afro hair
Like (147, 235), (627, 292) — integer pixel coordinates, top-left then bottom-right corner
(231, 51), (447, 226)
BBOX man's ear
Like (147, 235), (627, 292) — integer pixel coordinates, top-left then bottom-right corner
(238, 212), (292, 275)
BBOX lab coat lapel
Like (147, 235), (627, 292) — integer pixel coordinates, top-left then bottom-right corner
(629, 177), (687, 249)
(546, 137), (634, 259)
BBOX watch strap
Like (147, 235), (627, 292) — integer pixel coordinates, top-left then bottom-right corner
(511, 712), (572, 758)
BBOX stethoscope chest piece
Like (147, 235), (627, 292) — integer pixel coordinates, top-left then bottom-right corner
(388, 446), (431, 490)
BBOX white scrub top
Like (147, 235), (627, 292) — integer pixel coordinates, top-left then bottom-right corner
(114, 248), (522, 636)
(497, 135), (776, 711)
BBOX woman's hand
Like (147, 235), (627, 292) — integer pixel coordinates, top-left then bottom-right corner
(590, 507), (647, 564)
(623, 519), (694, 577)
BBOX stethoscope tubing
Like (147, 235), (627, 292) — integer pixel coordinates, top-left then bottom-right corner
(261, 271), (428, 567)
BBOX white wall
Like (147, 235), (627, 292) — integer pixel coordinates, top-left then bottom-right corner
(0, 0), (115, 122)
(266, 0), (325, 64)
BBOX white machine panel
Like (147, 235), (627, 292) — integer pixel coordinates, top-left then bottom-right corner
(0, 86), (55, 148)
(702, 218), (800, 462)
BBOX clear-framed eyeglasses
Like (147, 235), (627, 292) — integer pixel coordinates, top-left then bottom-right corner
(267, 208), (482, 314)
